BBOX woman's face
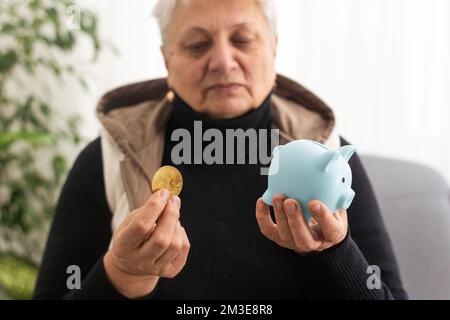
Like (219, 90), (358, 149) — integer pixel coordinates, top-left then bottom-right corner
(162, 0), (277, 119)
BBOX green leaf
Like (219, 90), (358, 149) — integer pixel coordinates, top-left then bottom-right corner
(28, 0), (40, 11)
(39, 102), (51, 116)
(45, 7), (59, 28)
(0, 51), (18, 74)
(1, 23), (15, 34)
(52, 155), (67, 183)
(78, 76), (89, 91)
(0, 253), (38, 300)
(0, 131), (53, 151)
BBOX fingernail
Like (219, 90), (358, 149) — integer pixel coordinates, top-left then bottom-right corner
(285, 202), (296, 214)
(273, 196), (283, 207)
(170, 195), (181, 207)
(160, 189), (169, 201)
(257, 198), (263, 207)
(275, 200), (283, 209)
(311, 203), (321, 213)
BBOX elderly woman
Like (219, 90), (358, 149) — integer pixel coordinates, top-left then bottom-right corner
(34, 0), (407, 300)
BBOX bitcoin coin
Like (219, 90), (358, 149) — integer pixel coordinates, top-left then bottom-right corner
(151, 165), (183, 196)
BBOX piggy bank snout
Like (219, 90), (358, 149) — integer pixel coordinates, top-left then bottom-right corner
(337, 189), (355, 210)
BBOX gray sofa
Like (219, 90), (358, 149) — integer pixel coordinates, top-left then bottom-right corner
(361, 155), (450, 300)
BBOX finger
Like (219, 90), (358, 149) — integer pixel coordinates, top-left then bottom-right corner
(154, 221), (183, 269)
(121, 189), (170, 248)
(117, 209), (137, 230)
(283, 199), (318, 249)
(273, 194), (294, 243)
(255, 198), (280, 242)
(333, 209), (348, 234)
(141, 195), (181, 260)
(163, 227), (190, 278)
(308, 200), (343, 242)
(335, 209), (348, 223)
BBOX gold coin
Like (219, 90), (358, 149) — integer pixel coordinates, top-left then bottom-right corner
(151, 165), (183, 196)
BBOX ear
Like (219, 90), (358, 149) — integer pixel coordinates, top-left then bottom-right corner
(318, 150), (340, 172)
(338, 145), (357, 162)
(273, 35), (278, 58)
(161, 45), (173, 88)
(272, 145), (282, 156)
(161, 45), (170, 71)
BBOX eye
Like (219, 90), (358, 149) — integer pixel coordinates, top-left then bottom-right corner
(342, 177), (346, 183)
(186, 42), (210, 52)
(232, 37), (252, 47)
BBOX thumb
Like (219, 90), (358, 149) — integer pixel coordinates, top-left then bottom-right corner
(308, 200), (339, 238)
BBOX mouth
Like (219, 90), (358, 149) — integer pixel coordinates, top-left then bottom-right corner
(208, 83), (243, 93)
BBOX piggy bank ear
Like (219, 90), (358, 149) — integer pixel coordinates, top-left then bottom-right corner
(318, 150), (340, 172)
(338, 145), (357, 162)
(272, 145), (282, 156)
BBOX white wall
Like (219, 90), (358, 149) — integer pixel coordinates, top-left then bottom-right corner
(73, 0), (450, 183)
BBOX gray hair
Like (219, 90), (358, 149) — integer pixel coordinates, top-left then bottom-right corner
(153, 0), (277, 44)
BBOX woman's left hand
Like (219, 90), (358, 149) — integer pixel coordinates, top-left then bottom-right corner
(255, 194), (348, 254)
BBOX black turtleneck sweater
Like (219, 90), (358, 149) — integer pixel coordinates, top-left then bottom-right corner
(33, 94), (408, 300)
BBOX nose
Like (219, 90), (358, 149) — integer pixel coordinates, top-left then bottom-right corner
(208, 39), (239, 75)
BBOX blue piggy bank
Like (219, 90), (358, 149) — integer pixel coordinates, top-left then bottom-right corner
(262, 139), (357, 221)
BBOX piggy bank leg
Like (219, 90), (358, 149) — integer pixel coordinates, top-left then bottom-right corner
(336, 189), (355, 210)
(262, 189), (275, 206)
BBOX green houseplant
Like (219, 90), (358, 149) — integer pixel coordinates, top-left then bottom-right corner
(0, 0), (103, 299)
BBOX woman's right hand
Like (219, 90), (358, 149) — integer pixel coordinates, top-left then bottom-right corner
(103, 189), (190, 299)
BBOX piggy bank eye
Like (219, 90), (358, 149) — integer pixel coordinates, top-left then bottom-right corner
(342, 177), (345, 183)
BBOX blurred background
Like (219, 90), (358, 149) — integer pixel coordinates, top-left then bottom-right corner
(0, 0), (449, 299)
